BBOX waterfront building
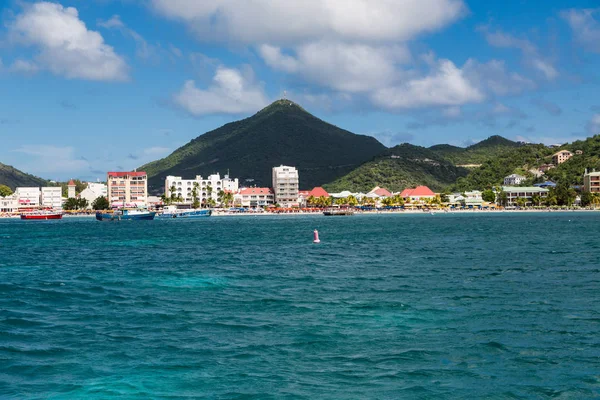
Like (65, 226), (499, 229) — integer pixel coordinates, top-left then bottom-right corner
(41, 187), (62, 210)
(234, 187), (274, 207)
(79, 182), (108, 207)
(369, 187), (392, 197)
(552, 150), (573, 165)
(16, 187), (41, 208)
(164, 173), (239, 205)
(67, 179), (76, 198)
(583, 169), (600, 193)
(298, 187), (330, 206)
(272, 165), (299, 207)
(501, 186), (549, 206)
(0, 194), (18, 213)
(399, 186), (436, 202)
(503, 174), (526, 185)
(107, 171), (148, 207)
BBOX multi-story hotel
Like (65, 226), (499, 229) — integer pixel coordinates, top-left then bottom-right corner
(502, 186), (549, 206)
(16, 187), (41, 208)
(583, 169), (600, 193)
(41, 187), (63, 210)
(552, 150), (573, 165)
(165, 173), (239, 204)
(272, 165), (299, 207)
(107, 171), (148, 207)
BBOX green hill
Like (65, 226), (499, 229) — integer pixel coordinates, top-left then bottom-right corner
(545, 135), (600, 185)
(430, 135), (520, 165)
(140, 100), (386, 192)
(323, 144), (469, 193)
(0, 162), (48, 190)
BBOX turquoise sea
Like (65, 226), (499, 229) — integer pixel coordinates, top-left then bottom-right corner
(1, 213), (599, 399)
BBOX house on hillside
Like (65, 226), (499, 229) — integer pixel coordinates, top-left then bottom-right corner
(552, 150), (573, 165)
(583, 169), (600, 193)
(504, 174), (526, 185)
(539, 163), (555, 173)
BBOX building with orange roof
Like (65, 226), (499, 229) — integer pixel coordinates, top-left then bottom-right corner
(234, 187), (274, 207)
(399, 186), (436, 202)
(369, 186), (391, 197)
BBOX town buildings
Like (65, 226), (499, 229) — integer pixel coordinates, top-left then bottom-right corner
(503, 174), (526, 185)
(165, 173), (239, 205)
(16, 187), (41, 208)
(552, 150), (573, 165)
(67, 180), (76, 198)
(41, 187), (62, 210)
(79, 182), (108, 206)
(107, 171), (148, 207)
(539, 163), (555, 173)
(272, 166), (299, 207)
(583, 169), (600, 193)
(502, 186), (549, 206)
(234, 187), (274, 207)
(0, 194), (17, 213)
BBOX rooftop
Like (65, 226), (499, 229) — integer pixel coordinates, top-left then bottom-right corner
(239, 187), (273, 195)
(400, 186), (436, 197)
(502, 186), (549, 192)
(108, 171), (147, 177)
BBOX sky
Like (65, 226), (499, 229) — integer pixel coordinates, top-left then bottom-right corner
(1, 0), (600, 181)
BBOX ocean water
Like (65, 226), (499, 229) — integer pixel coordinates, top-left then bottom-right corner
(1, 213), (599, 399)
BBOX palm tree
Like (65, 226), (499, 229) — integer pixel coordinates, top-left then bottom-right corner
(221, 191), (234, 208)
(531, 193), (541, 207)
(217, 189), (225, 206)
(381, 197), (394, 207)
(515, 197), (527, 208)
(346, 195), (358, 207)
(192, 182), (200, 209)
(170, 185), (177, 203)
(306, 195), (316, 207)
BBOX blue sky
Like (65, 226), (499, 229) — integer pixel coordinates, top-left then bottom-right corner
(1, 0), (600, 181)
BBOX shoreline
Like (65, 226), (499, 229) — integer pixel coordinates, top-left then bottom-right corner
(2, 208), (598, 219)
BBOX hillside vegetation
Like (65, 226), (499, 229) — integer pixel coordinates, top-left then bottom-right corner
(0, 162), (48, 191)
(324, 144), (469, 193)
(140, 100), (386, 192)
(430, 135), (521, 165)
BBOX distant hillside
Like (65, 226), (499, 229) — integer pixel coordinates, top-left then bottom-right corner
(545, 135), (600, 185)
(0, 162), (47, 190)
(140, 100), (386, 192)
(323, 144), (469, 193)
(430, 135), (520, 165)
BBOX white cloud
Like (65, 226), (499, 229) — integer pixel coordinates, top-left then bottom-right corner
(98, 14), (154, 60)
(479, 27), (558, 80)
(151, 0), (466, 44)
(462, 59), (536, 96)
(12, 145), (88, 176)
(9, 2), (128, 81)
(259, 42), (409, 92)
(371, 59), (484, 110)
(9, 59), (40, 73)
(561, 8), (600, 53)
(173, 66), (269, 115)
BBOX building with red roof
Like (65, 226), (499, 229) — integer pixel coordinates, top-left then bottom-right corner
(235, 187), (274, 207)
(399, 186), (436, 201)
(308, 187), (329, 198)
(107, 171), (148, 207)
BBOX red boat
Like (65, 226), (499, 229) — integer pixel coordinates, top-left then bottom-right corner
(20, 213), (63, 220)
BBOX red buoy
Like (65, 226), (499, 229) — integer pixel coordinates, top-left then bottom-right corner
(313, 229), (320, 243)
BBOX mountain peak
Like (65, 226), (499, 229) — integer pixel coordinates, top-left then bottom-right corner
(255, 99), (307, 116)
(468, 135), (518, 150)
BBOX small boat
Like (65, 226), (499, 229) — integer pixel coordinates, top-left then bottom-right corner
(156, 207), (212, 219)
(21, 212), (63, 220)
(96, 208), (156, 221)
(323, 209), (354, 216)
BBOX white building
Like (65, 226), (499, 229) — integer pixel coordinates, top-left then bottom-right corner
(41, 187), (62, 210)
(502, 186), (549, 206)
(67, 180), (76, 198)
(16, 187), (41, 208)
(503, 174), (526, 185)
(234, 187), (274, 207)
(272, 165), (299, 207)
(0, 194), (18, 213)
(79, 182), (107, 207)
(165, 173), (239, 205)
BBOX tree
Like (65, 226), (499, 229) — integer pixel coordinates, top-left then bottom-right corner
(221, 191), (234, 207)
(531, 193), (542, 207)
(381, 197), (394, 207)
(64, 197), (88, 210)
(346, 195), (358, 207)
(440, 192), (449, 203)
(92, 196), (109, 210)
(0, 185), (12, 197)
(334, 197), (346, 206)
(192, 182), (200, 209)
(482, 189), (496, 203)
(170, 185), (178, 203)
(206, 185), (213, 207)
(554, 182), (577, 206)
(515, 197), (527, 208)
(306, 195), (316, 207)
(497, 191), (509, 207)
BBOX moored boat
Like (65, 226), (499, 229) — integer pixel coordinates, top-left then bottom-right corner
(156, 207), (212, 219)
(21, 212), (63, 220)
(323, 209), (354, 216)
(96, 208), (156, 221)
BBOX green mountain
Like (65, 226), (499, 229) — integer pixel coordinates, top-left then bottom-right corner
(140, 100), (386, 192)
(430, 135), (520, 165)
(0, 162), (48, 191)
(323, 144), (469, 193)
